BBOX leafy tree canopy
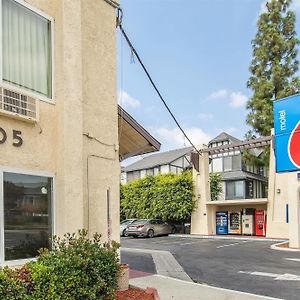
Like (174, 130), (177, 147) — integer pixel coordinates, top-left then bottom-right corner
(247, 0), (300, 137)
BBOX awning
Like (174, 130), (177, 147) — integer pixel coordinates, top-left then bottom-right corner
(118, 105), (161, 161)
(206, 198), (268, 206)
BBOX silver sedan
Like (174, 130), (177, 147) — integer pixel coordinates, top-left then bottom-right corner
(120, 219), (137, 236)
(125, 219), (175, 238)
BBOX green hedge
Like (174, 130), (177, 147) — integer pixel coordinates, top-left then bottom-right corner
(0, 230), (120, 300)
(0, 267), (28, 300)
(121, 171), (195, 221)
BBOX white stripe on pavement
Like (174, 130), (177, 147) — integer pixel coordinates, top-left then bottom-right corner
(285, 258), (300, 262)
(216, 241), (248, 248)
(239, 270), (300, 281)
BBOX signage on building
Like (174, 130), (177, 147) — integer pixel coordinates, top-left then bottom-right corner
(274, 93), (300, 173)
(0, 127), (23, 147)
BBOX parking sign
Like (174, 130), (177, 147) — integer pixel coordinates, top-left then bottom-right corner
(274, 93), (300, 173)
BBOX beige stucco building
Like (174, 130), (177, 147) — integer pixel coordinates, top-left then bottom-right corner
(191, 136), (300, 248)
(0, 0), (161, 266)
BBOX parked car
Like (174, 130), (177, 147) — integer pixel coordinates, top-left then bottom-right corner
(120, 219), (137, 236)
(125, 219), (175, 238)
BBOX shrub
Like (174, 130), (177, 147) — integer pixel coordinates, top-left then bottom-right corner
(210, 173), (223, 201)
(0, 267), (28, 300)
(121, 171), (195, 222)
(28, 229), (120, 300)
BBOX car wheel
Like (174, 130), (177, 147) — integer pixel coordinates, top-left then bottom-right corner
(171, 227), (176, 234)
(148, 229), (154, 238)
(122, 229), (128, 237)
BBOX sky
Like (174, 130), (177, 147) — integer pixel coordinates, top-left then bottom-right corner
(118, 0), (300, 161)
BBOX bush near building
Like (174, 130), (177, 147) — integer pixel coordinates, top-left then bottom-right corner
(120, 171), (195, 222)
(210, 173), (223, 201)
(0, 230), (120, 300)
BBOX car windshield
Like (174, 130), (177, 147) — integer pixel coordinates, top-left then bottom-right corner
(120, 219), (134, 225)
(131, 219), (148, 225)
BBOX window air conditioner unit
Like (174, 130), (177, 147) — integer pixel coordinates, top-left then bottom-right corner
(0, 86), (39, 122)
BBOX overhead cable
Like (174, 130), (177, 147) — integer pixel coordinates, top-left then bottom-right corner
(102, 0), (119, 9)
(117, 10), (202, 156)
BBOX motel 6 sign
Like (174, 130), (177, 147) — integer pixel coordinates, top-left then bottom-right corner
(274, 93), (300, 173)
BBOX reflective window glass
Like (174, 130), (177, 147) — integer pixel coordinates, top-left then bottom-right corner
(3, 172), (52, 261)
(223, 156), (232, 171)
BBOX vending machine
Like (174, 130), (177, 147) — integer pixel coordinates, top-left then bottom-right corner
(228, 211), (242, 234)
(242, 208), (254, 235)
(255, 210), (266, 236)
(216, 211), (228, 235)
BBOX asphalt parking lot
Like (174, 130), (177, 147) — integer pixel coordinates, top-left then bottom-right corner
(121, 236), (300, 300)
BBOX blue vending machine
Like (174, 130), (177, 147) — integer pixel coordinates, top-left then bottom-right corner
(216, 211), (228, 235)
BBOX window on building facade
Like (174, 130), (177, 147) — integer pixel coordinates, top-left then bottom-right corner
(212, 157), (222, 172)
(2, 0), (53, 99)
(232, 155), (241, 170)
(1, 172), (52, 262)
(226, 180), (244, 199)
(146, 169), (154, 176)
(223, 156), (231, 171)
(246, 180), (254, 198)
(213, 155), (242, 173)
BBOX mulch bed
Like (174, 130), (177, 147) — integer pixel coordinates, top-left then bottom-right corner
(115, 288), (154, 300)
(277, 242), (289, 248)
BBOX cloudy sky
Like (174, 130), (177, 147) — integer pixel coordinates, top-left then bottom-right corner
(118, 0), (300, 158)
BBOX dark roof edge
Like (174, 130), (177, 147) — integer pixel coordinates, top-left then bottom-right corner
(124, 147), (192, 172)
(118, 105), (161, 151)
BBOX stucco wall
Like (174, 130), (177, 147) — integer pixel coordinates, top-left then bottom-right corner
(0, 0), (120, 245)
(267, 137), (299, 245)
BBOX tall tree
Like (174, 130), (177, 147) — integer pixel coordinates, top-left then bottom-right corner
(247, 0), (300, 137)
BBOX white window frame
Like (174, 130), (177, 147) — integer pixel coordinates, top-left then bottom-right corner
(0, 166), (55, 266)
(0, 0), (55, 104)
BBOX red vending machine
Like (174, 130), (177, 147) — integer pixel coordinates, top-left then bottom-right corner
(255, 210), (266, 236)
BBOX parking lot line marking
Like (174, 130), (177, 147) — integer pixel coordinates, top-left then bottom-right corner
(179, 242), (194, 246)
(285, 258), (300, 262)
(239, 270), (300, 281)
(216, 241), (248, 249)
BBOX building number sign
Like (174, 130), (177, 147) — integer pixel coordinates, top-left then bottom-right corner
(0, 127), (23, 147)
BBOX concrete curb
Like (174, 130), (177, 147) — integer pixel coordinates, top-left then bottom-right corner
(170, 234), (287, 243)
(271, 241), (300, 252)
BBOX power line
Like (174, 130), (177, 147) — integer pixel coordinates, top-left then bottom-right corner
(117, 12), (202, 157)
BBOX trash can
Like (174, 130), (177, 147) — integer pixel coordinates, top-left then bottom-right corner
(184, 223), (191, 234)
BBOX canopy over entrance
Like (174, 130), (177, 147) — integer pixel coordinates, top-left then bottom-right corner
(118, 106), (161, 161)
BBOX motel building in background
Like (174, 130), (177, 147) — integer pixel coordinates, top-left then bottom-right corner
(191, 93), (300, 249)
(0, 0), (160, 266)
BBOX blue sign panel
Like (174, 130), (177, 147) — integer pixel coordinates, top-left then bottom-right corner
(274, 93), (300, 173)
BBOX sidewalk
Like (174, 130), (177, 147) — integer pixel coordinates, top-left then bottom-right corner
(130, 271), (281, 300)
(170, 233), (287, 242)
